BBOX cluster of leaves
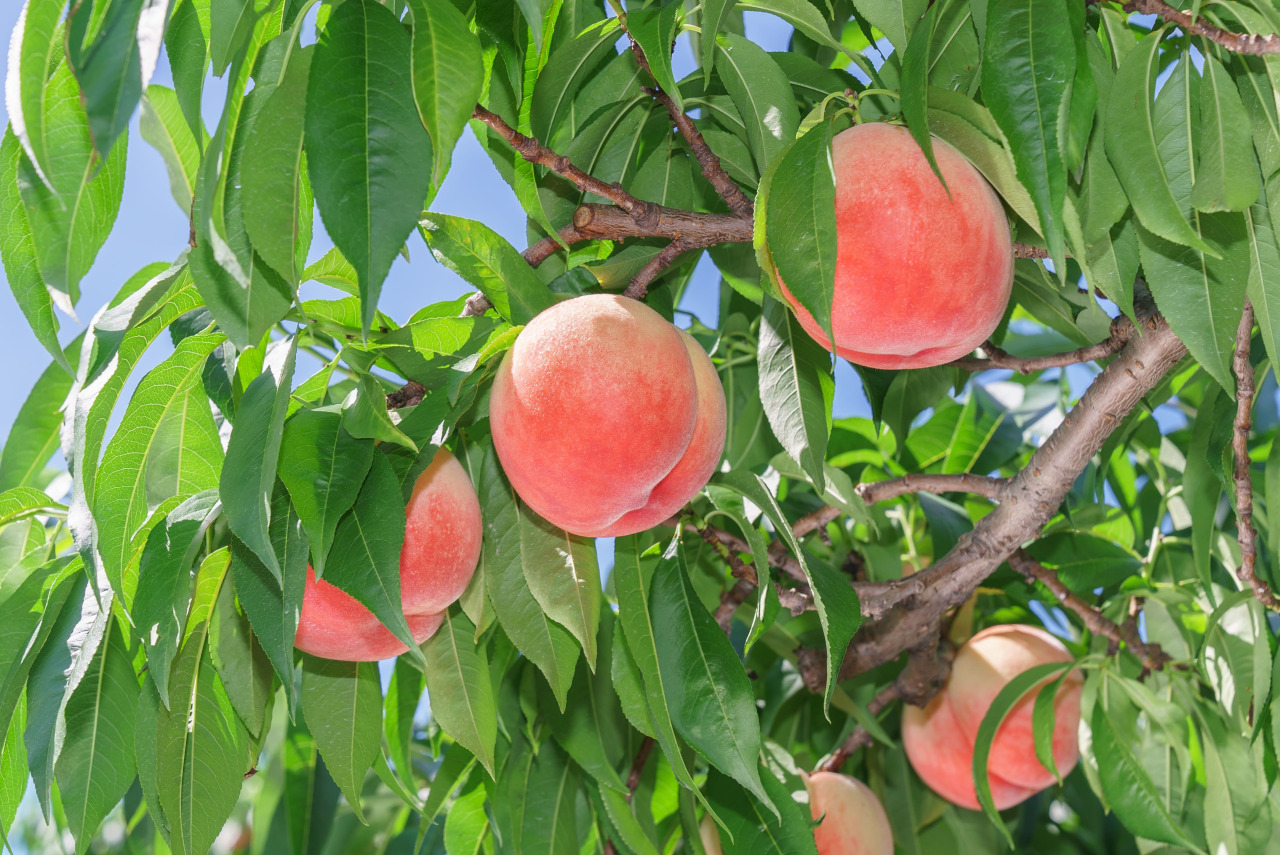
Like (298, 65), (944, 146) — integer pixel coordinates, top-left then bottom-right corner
(0, 0), (1279, 853)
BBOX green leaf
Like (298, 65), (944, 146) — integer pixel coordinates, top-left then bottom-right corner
(1104, 33), (1215, 255)
(140, 85), (206, 214)
(650, 538), (775, 816)
(16, 61), (129, 309)
(715, 33), (800, 174)
(299, 655), (383, 823)
(705, 768), (819, 855)
(516, 507), (602, 672)
(96, 332), (226, 606)
(340, 375), (418, 451)
(1024, 532), (1142, 591)
(900, 2), (946, 186)
(306, 0), (433, 337)
(64, 0), (168, 159)
(230, 483), (308, 713)
(0, 339), (80, 491)
(470, 442), (580, 706)
(1201, 709), (1273, 855)
(628, 4), (682, 109)
(421, 607), (498, 778)
(7, 0), (65, 183)
(132, 491), (222, 707)
(981, 0), (1075, 269)
(739, 0), (859, 64)
(156, 549), (251, 855)
(1091, 688), (1199, 849)
(530, 20), (620, 146)
(519, 740), (580, 855)
(1246, 181), (1280, 373)
(407, 0), (484, 190)
(420, 214), (557, 324)
(165, 0), (210, 145)
(210, 0), (265, 77)
(970, 661), (1070, 845)
(220, 337), (297, 580)
(444, 785), (489, 855)
(544, 615), (627, 794)
(757, 297), (833, 494)
(54, 622), (138, 855)
(0, 129), (63, 367)
(278, 409), (375, 575)
(243, 42), (313, 282)
(851, 0), (927, 51)
(712, 470), (861, 715)
(209, 574), (274, 739)
(1191, 55), (1260, 213)
(323, 453), (422, 661)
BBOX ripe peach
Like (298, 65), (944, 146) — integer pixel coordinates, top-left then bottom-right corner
(807, 772), (895, 854)
(294, 448), (482, 661)
(902, 624), (1082, 810)
(490, 294), (727, 537)
(780, 122), (1013, 369)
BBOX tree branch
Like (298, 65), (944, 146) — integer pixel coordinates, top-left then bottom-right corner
(1122, 0), (1280, 54)
(1232, 301), (1279, 610)
(624, 239), (695, 300)
(643, 87), (755, 218)
(1008, 550), (1174, 671)
(835, 305), (1188, 679)
(856, 473), (1009, 505)
(951, 315), (1135, 374)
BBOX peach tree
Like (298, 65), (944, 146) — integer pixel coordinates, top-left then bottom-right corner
(0, 0), (1278, 852)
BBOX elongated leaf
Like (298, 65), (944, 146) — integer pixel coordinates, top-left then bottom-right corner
(715, 33), (799, 173)
(1091, 691), (1198, 848)
(323, 453), (421, 660)
(243, 42), (312, 282)
(307, 0), (433, 336)
(421, 608), (497, 777)
(156, 551), (250, 855)
(96, 332), (225, 604)
(278, 409), (374, 575)
(514, 506), (601, 672)
(444, 785), (489, 855)
(209, 575), (273, 739)
(544, 614), (627, 793)
(1201, 708), (1272, 855)
(0, 129), (63, 366)
(1246, 181), (1280, 372)
(140, 85), (205, 214)
(757, 297), (832, 494)
(132, 491), (222, 706)
(0, 339), (80, 491)
(65, 0), (170, 159)
(650, 538), (774, 815)
(1192, 55), (1259, 213)
(628, 4), (682, 109)
(520, 740), (580, 855)
(1104, 33), (1215, 255)
(6, 0), (65, 183)
(971, 661), (1069, 844)
(299, 656), (382, 823)
(407, 0), (484, 190)
(165, 0), (209, 144)
(981, 0), (1074, 268)
(901, 2), (945, 185)
(851, 0), (927, 51)
(55, 622), (138, 855)
(420, 214), (556, 324)
(712, 470), (861, 715)
(221, 338), (296, 580)
(475, 493), (581, 704)
(705, 768), (819, 855)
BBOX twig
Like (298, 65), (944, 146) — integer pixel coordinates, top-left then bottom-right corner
(642, 87), (754, 218)
(816, 637), (952, 773)
(1122, 0), (1280, 54)
(624, 239), (694, 300)
(1232, 302), (1279, 609)
(1008, 550), (1174, 671)
(856, 473), (1008, 505)
(472, 106), (646, 214)
(385, 380), (426, 410)
(625, 738), (655, 800)
(1012, 242), (1049, 259)
(714, 579), (757, 632)
(951, 316), (1135, 374)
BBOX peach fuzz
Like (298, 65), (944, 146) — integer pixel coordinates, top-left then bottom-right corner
(490, 294), (727, 537)
(807, 772), (895, 855)
(780, 122), (1013, 370)
(294, 448), (483, 661)
(902, 624), (1082, 810)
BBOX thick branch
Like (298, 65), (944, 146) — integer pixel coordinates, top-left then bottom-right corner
(1232, 302), (1279, 609)
(1123, 0), (1280, 54)
(625, 239), (695, 300)
(952, 316), (1135, 374)
(1012, 242), (1050, 259)
(856, 473), (1009, 505)
(1008, 550), (1174, 671)
(837, 307), (1187, 679)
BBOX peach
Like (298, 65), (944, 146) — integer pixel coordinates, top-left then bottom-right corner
(294, 448), (483, 661)
(902, 624), (1082, 810)
(490, 294), (727, 537)
(807, 772), (895, 854)
(780, 122), (1013, 369)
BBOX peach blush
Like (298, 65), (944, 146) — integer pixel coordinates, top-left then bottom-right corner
(780, 122), (1013, 369)
(294, 568), (444, 661)
(806, 772), (895, 855)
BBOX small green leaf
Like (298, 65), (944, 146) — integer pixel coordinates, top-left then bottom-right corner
(407, 0), (485, 191)
(1191, 55), (1260, 213)
(715, 33), (800, 174)
(627, 4), (682, 109)
(140, 85), (206, 214)
(300, 655), (382, 823)
(757, 297), (833, 494)
(421, 607), (498, 778)
(420, 214), (557, 324)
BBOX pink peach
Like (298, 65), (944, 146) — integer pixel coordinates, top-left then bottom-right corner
(781, 122), (1013, 369)
(490, 294), (727, 537)
(807, 772), (895, 854)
